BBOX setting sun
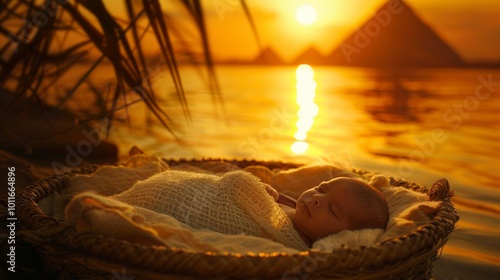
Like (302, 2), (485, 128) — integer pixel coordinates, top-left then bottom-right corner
(295, 4), (317, 25)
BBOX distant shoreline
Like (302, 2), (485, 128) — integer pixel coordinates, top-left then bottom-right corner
(70, 57), (500, 69)
(212, 60), (500, 69)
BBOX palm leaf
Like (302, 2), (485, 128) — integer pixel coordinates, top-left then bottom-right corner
(0, 0), (260, 139)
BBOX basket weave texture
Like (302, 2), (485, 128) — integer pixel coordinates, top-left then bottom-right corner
(18, 159), (459, 279)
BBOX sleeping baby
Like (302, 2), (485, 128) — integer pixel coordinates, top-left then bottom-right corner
(112, 168), (388, 250)
(265, 177), (388, 247)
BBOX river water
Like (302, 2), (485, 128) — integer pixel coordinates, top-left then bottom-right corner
(109, 65), (500, 279)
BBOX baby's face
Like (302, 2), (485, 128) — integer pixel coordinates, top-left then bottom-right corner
(294, 177), (367, 242)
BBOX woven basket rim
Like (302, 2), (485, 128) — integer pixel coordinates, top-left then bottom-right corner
(17, 158), (459, 279)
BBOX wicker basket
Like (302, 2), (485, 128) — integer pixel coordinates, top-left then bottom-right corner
(18, 159), (459, 279)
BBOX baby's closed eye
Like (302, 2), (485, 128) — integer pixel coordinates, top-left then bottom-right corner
(329, 205), (337, 218)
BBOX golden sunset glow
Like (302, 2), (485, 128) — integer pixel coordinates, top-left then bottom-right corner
(291, 141), (309, 154)
(203, 0), (500, 63)
(2, 1), (499, 280)
(295, 4), (318, 25)
(291, 64), (318, 154)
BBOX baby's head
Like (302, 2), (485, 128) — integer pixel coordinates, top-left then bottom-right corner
(294, 177), (388, 244)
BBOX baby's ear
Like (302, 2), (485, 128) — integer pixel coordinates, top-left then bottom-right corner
(368, 175), (390, 191)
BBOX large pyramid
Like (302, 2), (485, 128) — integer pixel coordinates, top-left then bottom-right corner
(327, 0), (464, 67)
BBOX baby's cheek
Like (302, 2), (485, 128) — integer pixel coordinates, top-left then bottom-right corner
(337, 221), (351, 233)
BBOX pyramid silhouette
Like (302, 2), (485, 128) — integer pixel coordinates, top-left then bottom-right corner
(252, 47), (284, 65)
(327, 0), (464, 67)
(292, 46), (327, 65)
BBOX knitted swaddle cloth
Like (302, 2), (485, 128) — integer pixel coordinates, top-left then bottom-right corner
(113, 170), (309, 251)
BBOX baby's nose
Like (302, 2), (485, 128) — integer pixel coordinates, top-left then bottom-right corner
(312, 194), (322, 207)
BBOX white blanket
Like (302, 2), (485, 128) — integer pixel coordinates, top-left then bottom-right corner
(111, 169), (309, 251)
(56, 155), (441, 253)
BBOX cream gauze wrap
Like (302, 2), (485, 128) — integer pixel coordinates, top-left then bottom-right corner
(112, 170), (309, 251)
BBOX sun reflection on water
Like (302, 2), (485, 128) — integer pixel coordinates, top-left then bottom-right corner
(291, 64), (318, 154)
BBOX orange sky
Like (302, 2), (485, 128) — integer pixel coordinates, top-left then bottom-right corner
(196, 0), (500, 62)
(66, 0), (500, 63)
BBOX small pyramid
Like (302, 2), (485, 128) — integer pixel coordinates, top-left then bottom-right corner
(252, 47), (284, 65)
(292, 46), (327, 65)
(327, 0), (464, 67)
